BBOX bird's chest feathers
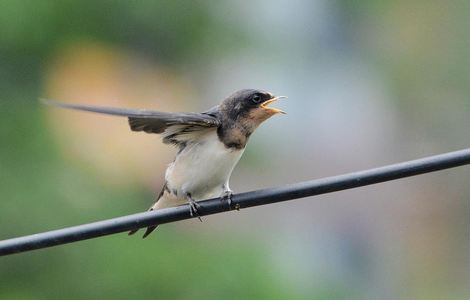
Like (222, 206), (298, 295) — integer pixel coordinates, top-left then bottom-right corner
(165, 131), (244, 198)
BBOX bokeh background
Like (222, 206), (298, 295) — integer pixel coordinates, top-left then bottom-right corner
(1, 1), (469, 299)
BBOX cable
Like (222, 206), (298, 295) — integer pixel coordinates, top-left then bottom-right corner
(1, 148), (469, 256)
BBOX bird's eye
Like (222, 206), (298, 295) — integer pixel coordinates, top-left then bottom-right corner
(252, 94), (262, 103)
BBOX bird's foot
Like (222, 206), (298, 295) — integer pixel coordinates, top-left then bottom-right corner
(221, 190), (233, 210)
(187, 194), (203, 222)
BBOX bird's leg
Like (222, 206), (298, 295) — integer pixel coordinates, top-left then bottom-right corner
(221, 185), (233, 210)
(186, 193), (202, 222)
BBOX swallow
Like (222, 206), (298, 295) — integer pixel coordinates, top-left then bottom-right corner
(42, 89), (286, 238)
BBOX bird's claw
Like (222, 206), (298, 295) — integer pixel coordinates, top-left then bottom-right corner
(221, 190), (233, 209)
(188, 199), (203, 222)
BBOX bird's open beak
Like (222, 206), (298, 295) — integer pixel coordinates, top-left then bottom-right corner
(261, 96), (287, 114)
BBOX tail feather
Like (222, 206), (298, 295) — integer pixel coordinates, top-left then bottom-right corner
(127, 207), (159, 238)
(142, 225), (158, 238)
(128, 228), (139, 236)
(128, 223), (158, 238)
(128, 184), (166, 238)
(127, 212), (159, 238)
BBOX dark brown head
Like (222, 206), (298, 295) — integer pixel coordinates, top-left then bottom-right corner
(219, 89), (285, 122)
(217, 89), (286, 149)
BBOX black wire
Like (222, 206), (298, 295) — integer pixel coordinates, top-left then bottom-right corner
(1, 148), (469, 256)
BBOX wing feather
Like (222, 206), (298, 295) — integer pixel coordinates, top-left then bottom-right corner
(41, 99), (220, 145)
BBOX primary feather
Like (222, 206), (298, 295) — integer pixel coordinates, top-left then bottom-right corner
(41, 99), (221, 146)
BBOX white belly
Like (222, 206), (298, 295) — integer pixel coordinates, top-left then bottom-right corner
(164, 130), (244, 201)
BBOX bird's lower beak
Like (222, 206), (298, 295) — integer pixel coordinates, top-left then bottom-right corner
(261, 96), (287, 114)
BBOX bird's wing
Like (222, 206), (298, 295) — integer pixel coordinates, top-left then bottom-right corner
(41, 99), (220, 145)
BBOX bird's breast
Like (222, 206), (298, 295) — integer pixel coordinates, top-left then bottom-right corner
(165, 130), (244, 200)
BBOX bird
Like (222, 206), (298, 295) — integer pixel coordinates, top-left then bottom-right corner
(42, 89), (286, 238)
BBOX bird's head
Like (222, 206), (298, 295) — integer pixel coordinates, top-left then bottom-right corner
(220, 89), (286, 127)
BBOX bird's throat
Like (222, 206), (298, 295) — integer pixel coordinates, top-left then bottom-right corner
(217, 125), (250, 150)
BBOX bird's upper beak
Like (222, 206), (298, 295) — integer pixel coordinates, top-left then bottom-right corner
(260, 96), (287, 114)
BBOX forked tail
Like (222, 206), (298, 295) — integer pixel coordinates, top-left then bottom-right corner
(128, 184), (166, 238)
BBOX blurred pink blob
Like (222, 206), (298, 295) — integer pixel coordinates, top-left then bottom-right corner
(43, 40), (197, 189)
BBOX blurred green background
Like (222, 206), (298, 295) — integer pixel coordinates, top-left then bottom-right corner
(1, 1), (469, 299)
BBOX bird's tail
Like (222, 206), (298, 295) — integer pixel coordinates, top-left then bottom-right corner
(128, 185), (166, 238)
(127, 206), (158, 238)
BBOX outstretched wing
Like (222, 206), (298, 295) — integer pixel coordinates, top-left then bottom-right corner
(41, 99), (220, 145)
